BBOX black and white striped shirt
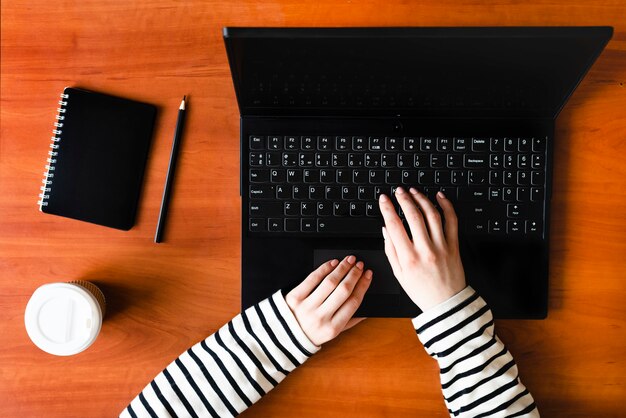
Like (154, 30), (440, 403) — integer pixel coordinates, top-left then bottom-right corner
(121, 287), (539, 417)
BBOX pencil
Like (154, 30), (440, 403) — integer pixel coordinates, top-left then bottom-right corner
(155, 96), (187, 243)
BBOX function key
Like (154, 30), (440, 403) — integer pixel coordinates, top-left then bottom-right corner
(249, 135), (265, 150)
(471, 137), (488, 152)
(518, 137), (531, 152)
(285, 136), (298, 150)
(301, 136), (315, 150)
(404, 137), (418, 151)
(437, 137), (452, 151)
(454, 137), (469, 152)
(268, 136), (282, 150)
(490, 137), (503, 152)
(336, 136), (349, 150)
(532, 136), (546, 152)
(353, 136), (366, 150)
(317, 136), (332, 150)
(504, 137), (517, 152)
(369, 136), (383, 151)
(420, 137), (435, 151)
(385, 136), (401, 151)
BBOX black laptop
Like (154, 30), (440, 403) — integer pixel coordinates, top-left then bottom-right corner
(223, 27), (612, 319)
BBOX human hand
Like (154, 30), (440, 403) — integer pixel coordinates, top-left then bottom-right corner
(285, 256), (372, 346)
(379, 187), (466, 312)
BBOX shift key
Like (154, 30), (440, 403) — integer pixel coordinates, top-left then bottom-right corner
(249, 201), (283, 216)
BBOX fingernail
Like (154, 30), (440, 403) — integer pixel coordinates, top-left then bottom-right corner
(396, 187), (405, 195)
(382, 226), (388, 240)
(347, 255), (356, 264)
(330, 259), (339, 267)
(409, 187), (419, 195)
(366, 269), (373, 279)
(437, 191), (446, 199)
(379, 194), (389, 202)
(356, 261), (364, 269)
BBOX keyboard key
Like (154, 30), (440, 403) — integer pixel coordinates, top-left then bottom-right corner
(303, 169), (319, 183)
(518, 137), (531, 152)
(504, 154), (515, 169)
(532, 154), (545, 169)
(301, 202), (315, 216)
(516, 186), (530, 202)
(421, 137), (435, 151)
(504, 137), (517, 152)
(435, 170), (451, 185)
(292, 185), (307, 199)
(299, 152), (314, 167)
(250, 152), (264, 167)
(317, 201), (332, 216)
(466, 220), (487, 234)
(309, 185), (323, 199)
(418, 170), (434, 185)
(287, 169), (302, 183)
(507, 203), (526, 218)
(369, 169), (384, 184)
(336, 169), (351, 183)
(489, 219), (505, 234)
(459, 187), (488, 201)
(452, 170), (466, 185)
(249, 218), (265, 232)
(352, 136), (366, 150)
(266, 152), (281, 166)
(325, 186), (341, 200)
(386, 137), (401, 150)
(249, 185), (274, 199)
(386, 170), (401, 184)
(250, 201), (282, 217)
(447, 154), (462, 168)
(517, 171), (530, 186)
(439, 186), (457, 201)
(506, 220), (523, 234)
(348, 153), (364, 167)
(250, 169), (269, 183)
(454, 137), (469, 152)
(532, 137), (546, 152)
(489, 154), (502, 168)
(270, 168), (287, 183)
(317, 136), (331, 150)
(358, 186), (374, 200)
(503, 171), (515, 185)
(319, 169), (334, 183)
(336, 136), (349, 150)
(282, 152), (298, 167)
(430, 154), (445, 168)
(398, 154), (412, 168)
(437, 137), (452, 151)
(517, 154), (530, 169)
(531, 171), (545, 186)
(285, 218), (299, 232)
(468, 170), (487, 185)
(414, 154), (428, 168)
(301, 136), (315, 150)
(285, 136), (299, 150)
(333, 202), (349, 216)
(301, 219), (316, 232)
(365, 153), (381, 167)
(525, 220), (541, 235)
(503, 187), (515, 201)
(353, 169), (368, 184)
(317, 218), (381, 235)
(250, 135), (265, 150)
(489, 187), (501, 201)
(268, 136), (282, 150)
(464, 154), (488, 168)
(316, 153), (330, 167)
(342, 186), (357, 200)
(490, 137), (503, 152)
(350, 202), (365, 216)
(489, 170), (502, 185)
(531, 187), (543, 202)
(404, 137), (418, 151)
(366, 202), (380, 217)
(332, 153), (348, 167)
(268, 218), (283, 232)
(276, 185), (290, 199)
(381, 154), (396, 168)
(402, 170), (418, 184)
(471, 137), (488, 152)
(369, 136), (383, 151)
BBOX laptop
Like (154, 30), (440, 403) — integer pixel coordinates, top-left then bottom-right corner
(223, 27), (612, 319)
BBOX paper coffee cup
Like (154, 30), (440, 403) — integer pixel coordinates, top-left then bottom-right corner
(24, 281), (106, 356)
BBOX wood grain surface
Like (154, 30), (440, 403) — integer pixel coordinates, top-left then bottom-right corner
(1, 1), (626, 417)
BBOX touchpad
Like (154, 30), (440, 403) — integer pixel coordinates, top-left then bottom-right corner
(314, 249), (400, 294)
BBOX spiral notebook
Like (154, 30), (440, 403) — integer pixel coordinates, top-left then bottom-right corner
(38, 87), (157, 230)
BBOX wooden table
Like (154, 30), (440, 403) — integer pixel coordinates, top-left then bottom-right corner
(2, 1), (626, 417)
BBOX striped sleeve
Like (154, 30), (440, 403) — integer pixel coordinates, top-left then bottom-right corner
(120, 290), (320, 418)
(412, 286), (540, 418)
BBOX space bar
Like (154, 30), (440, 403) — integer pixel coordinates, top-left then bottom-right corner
(317, 218), (383, 235)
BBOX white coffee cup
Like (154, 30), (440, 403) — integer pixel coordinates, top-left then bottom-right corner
(24, 281), (106, 356)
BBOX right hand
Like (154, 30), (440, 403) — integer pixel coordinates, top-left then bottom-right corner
(378, 187), (467, 312)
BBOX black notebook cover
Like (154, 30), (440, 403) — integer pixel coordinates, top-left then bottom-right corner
(39, 87), (156, 230)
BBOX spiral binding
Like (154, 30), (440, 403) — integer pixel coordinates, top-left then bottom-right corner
(38, 92), (69, 209)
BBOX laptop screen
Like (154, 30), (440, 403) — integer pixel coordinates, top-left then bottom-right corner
(223, 27), (612, 118)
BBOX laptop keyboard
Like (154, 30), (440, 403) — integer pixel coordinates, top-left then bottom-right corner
(247, 135), (546, 237)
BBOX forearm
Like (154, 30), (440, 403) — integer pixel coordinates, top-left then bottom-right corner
(413, 286), (539, 417)
(121, 291), (319, 418)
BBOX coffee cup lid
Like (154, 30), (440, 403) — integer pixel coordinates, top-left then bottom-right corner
(24, 283), (103, 356)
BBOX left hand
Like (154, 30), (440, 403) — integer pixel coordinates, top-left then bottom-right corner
(285, 255), (372, 346)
